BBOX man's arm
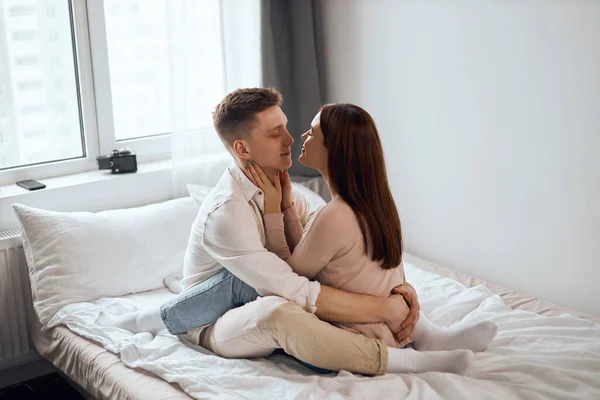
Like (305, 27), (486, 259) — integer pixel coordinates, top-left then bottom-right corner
(263, 208), (411, 327)
(316, 286), (410, 331)
(204, 200), (410, 326)
(202, 201), (320, 312)
(390, 281), (420, 343)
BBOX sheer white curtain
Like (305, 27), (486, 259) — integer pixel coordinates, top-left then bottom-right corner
(168, 0), (261, 198)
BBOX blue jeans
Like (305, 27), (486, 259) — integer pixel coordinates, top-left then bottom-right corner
(160, 268), (259, 335)
(160, 268), (332, 374)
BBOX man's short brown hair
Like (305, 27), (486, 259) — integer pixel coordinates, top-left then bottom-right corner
(213, 87), (283, 147)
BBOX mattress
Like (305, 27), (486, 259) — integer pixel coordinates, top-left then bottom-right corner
(31, 291), (191, 400)
(31, 252), (600, 400)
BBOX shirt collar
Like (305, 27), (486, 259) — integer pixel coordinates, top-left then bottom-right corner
(228, 162), (265, 213)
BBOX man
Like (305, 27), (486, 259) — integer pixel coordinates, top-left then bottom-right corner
(103, 88), (421, 375)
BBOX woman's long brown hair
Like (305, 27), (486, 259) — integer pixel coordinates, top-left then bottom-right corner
(320, 104), (403, 270)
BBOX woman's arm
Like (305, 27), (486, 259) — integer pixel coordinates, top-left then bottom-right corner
(245, 162), (325, 277)
(279, 169), (308, 251)
(246, 163), (412, 329)
(262, 213), (411, 328)
(262, 206), (320, 274)
(263, 213), (292, 260)
(262, 204), (306, 258)
(282, 204), (304, 252)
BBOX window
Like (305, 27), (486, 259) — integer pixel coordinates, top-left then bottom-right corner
(0, 0), (84, 172)
(0, 0), (227, 182)
(56, 102), (66, 115)
(21, 104), (45, 114)
(9, 6), (34, 17)
(17, 80), (44, 90)
(59, 124), (70, 136)
(51, 55), (62, 67)
(0, 108), (8, 123)
(12, 31), (36, 41)
(101, 0), (224, 141)
(14, 56), (39, 66)
(23, 129), (46, 138)
(128, 3), (140, 15)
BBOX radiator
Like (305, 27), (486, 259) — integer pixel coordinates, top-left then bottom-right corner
(0, 229), (38, 369)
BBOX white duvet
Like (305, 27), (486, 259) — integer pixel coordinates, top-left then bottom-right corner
(48, 263), (600, 400)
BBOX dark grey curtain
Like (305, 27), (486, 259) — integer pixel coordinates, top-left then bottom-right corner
(261, 0), (324, 176)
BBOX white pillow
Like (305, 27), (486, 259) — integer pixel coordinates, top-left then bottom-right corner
(12, 197), (200, 325)
(291, 182), (326, 211)
(186, 183), (325, 211)
(187, 184), (214, 205)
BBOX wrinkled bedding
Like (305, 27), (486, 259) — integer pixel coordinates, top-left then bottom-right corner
(34, 254), (600, 400)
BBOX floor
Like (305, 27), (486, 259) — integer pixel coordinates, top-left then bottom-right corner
(0, 373), (86, 400)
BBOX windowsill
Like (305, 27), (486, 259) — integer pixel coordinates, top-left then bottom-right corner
(0, 159), (172, 200)
(0, 153), (232, 233)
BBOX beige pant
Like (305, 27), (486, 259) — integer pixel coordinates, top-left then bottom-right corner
(187, 296), (388, 375)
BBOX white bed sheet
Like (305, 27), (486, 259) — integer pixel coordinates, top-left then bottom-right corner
(47, 262), (600, 400)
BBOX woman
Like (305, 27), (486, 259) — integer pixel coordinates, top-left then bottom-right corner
(242, 103), (497, 365)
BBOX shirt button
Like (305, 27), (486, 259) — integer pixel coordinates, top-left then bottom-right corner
(258, 191), (263, 195)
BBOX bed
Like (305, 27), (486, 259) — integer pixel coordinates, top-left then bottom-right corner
(31, 252), (600, 400)
(13, 189), (599, 400)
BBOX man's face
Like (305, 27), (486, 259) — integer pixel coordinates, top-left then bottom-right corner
(246, 106), (294, 172)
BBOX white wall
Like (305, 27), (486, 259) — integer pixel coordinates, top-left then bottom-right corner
(320, 0), (600, 316)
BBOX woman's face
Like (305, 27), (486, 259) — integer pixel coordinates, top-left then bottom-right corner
(299, 112), (328, 173)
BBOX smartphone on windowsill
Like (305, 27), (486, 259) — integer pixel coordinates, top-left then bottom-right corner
(16, 179), (46, 191)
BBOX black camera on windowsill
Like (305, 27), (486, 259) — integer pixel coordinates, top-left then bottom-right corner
(96, 148), (138, 174)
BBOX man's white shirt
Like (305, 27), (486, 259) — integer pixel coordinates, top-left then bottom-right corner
(181, 162), (321, 313)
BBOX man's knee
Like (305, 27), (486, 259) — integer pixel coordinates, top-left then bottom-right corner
(231, 276), (260, 306)
(254, 296), (307, 329)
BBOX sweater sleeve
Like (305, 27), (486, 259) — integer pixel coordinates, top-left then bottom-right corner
(263, 212), (292, 260)
(286, 205), (346, 280)
(282, 204), (304, 252)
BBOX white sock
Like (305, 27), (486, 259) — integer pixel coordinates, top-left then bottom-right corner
(97, 309), (166, 335)
(412, 314), (498, 352)
(386, 346), (473, 375)
(163, 273), (183, 294)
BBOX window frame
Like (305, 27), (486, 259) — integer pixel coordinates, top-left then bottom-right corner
(0, 0), (100, 185)
(0, 0), (171, 186)
(87, 0), (170, 163)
